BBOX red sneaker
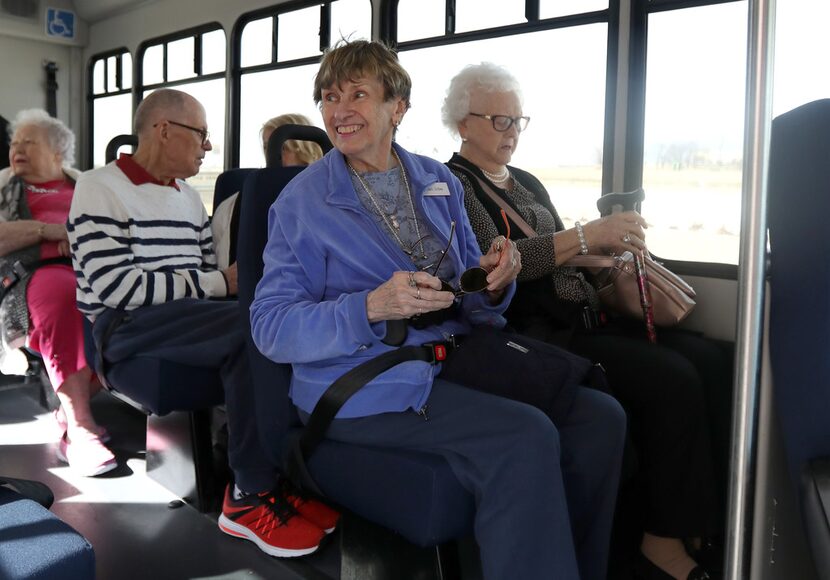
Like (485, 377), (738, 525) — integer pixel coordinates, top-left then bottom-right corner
(280, 480), (341, 533)
(217, 485), (324, 557)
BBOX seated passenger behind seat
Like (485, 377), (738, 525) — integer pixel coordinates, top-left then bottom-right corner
(442, 62), (730, 580)
(249, 39), (626, 580)
(0, 109), (115, 477)
(213, 113), (323, 269)
(66, 88), (339, 558)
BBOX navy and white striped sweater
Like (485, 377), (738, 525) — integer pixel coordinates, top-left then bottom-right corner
(67, 162), (227, 322)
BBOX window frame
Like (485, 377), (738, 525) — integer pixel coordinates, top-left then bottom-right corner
(86, 47), (132, 170)
(228, 0), (374, 168)
(626, 0), (744, 275)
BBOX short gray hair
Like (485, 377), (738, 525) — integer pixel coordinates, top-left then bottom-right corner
(9, 108), (76, 167)
(441, 63), (523, 138)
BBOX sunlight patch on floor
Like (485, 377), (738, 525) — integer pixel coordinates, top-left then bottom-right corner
(51, 458), (180, 505)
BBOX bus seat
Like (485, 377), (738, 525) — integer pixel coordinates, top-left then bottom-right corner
(0, 485), (95, 579)
(213, 168), (255, 213)
(82, 318), (224, 512)
(104, 134), (137, 163)
(768, 98), (830, 579)
(236, 162), (474, 576)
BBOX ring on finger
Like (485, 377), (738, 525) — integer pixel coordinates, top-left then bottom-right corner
(416, 287), (421, 300)
(622, 232), (631, 243)
(511, 257), (517, 268)
(408, 272), (416, 287)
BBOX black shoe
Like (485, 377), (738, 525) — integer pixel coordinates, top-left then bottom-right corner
(686, 538), (724, 574)
(634, 551), (715, 580)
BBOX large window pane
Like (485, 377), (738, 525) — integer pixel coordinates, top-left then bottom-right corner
(142, 44), (164, 84)
(239, 65), (322, 168)
(456, 0), (525, 33)
(93, 94), (133, 168)
(144, 79), (226, 212)
(773, 0), (830, 116)
(398, 24), (608, 229)
(202, 29), (226, 75)
(540, 0), (607, 19)
(167, 37), (196, 82)
(397, 0), (444, 42)
(277, 7), (320, 61)
(331, 0), (371, 41)
(241, 17), (273, 67)
(92, 59), (105, 93)
(643, 2), (747, 264)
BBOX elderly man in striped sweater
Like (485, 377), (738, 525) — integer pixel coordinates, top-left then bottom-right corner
(67, 89), (339, 556)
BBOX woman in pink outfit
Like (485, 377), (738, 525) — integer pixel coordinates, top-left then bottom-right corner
(0, 109), (115, 476)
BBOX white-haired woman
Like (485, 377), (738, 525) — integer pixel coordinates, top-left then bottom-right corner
(0, 109), (115, 476)
(443, 64), (731, 580)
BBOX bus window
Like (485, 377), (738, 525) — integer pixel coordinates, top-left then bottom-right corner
(138, 24), (227, 212)
(455, 0), (525, 33)
(539, 0), (608, 19)
(642, 1), (747, 264)
(235, 0), (370, 168)
(397, 0), (444, 42)
(88, 49), (133, 168)
(397, 24), (608, 231)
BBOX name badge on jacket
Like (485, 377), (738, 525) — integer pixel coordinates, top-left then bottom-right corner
(424, 182), (451, 197)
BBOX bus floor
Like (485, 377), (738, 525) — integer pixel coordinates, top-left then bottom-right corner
(0, 377), (340, 580)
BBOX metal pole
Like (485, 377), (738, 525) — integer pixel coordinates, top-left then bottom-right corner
(725, 0), (775, 578)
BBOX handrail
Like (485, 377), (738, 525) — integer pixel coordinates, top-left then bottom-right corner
(724, 0), (776, 578)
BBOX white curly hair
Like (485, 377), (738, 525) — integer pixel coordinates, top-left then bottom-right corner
(9, 108), (76, 167)
(441, 62), (523, 138)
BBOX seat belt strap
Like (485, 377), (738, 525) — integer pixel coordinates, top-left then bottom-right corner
(0, 257), (72, 303)
(288, 341), (452, 493)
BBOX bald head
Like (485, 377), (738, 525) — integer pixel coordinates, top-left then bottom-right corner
(130, 88), (211, 182)
(134, 89), (202, 137)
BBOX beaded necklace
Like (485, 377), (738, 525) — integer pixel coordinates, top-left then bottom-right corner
(347, 148), (427, 259)
(480, 166), (510, 184)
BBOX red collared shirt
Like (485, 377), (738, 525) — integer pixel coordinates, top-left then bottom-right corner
(115, 153), (180, 191)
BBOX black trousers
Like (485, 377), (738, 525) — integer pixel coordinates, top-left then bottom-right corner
(516, 315), (730, 539)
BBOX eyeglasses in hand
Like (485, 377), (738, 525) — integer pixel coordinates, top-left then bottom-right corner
(468, 113), (530, 133)
(430, 221), (490, 296)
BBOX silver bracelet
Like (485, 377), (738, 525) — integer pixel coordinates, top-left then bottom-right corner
(574, 221), (588, 255)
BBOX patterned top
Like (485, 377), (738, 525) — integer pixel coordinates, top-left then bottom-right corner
(450, 158), (599, 309)
(350, 166), (456, 282)
(67, 158), (226, 321)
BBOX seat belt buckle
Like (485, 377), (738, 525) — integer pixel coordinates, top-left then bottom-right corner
(424, 342), (449, 363)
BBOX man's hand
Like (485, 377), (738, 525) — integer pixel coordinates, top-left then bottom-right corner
(223, 263), (238, 296)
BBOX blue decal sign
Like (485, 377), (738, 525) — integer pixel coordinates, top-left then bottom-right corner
(46, 8), (75, 40)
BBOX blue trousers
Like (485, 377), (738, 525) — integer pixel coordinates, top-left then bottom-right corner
(322, 380), (625, 580)
(95, 299), (274, 492)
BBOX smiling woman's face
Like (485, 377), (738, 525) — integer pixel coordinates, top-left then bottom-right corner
(319, 76), (407, 173)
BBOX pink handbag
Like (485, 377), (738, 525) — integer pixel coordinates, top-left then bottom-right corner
(567, 252), (696, 327)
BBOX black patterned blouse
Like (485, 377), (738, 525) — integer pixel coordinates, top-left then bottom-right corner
(448, 154), (599, 311)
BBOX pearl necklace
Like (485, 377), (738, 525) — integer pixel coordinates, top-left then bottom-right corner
(481, 166), (510, 184)
(347, 149), (427, 260)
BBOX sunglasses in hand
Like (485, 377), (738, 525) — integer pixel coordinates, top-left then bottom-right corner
(429, 221), (490, 296)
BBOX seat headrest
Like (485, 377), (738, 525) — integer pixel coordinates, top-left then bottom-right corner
(266, 124), (333, 168)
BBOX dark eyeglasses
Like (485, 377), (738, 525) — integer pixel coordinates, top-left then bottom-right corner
(160, 120), (210, 145)
(468, 113), (530, 133)
(430, 221), (490, 296)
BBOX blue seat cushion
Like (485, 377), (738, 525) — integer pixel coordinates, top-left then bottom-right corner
(308, 439), (475, 546)
(106, 356), (223, 416)
(0, 487), (95, 580)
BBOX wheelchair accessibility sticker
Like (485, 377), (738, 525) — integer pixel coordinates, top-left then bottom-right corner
(46, 8), (75, 40)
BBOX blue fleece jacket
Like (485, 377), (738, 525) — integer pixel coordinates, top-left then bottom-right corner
(250, 144), (515, 418)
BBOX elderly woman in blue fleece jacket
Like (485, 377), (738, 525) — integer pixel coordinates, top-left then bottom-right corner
(250, 39), (625, 580)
